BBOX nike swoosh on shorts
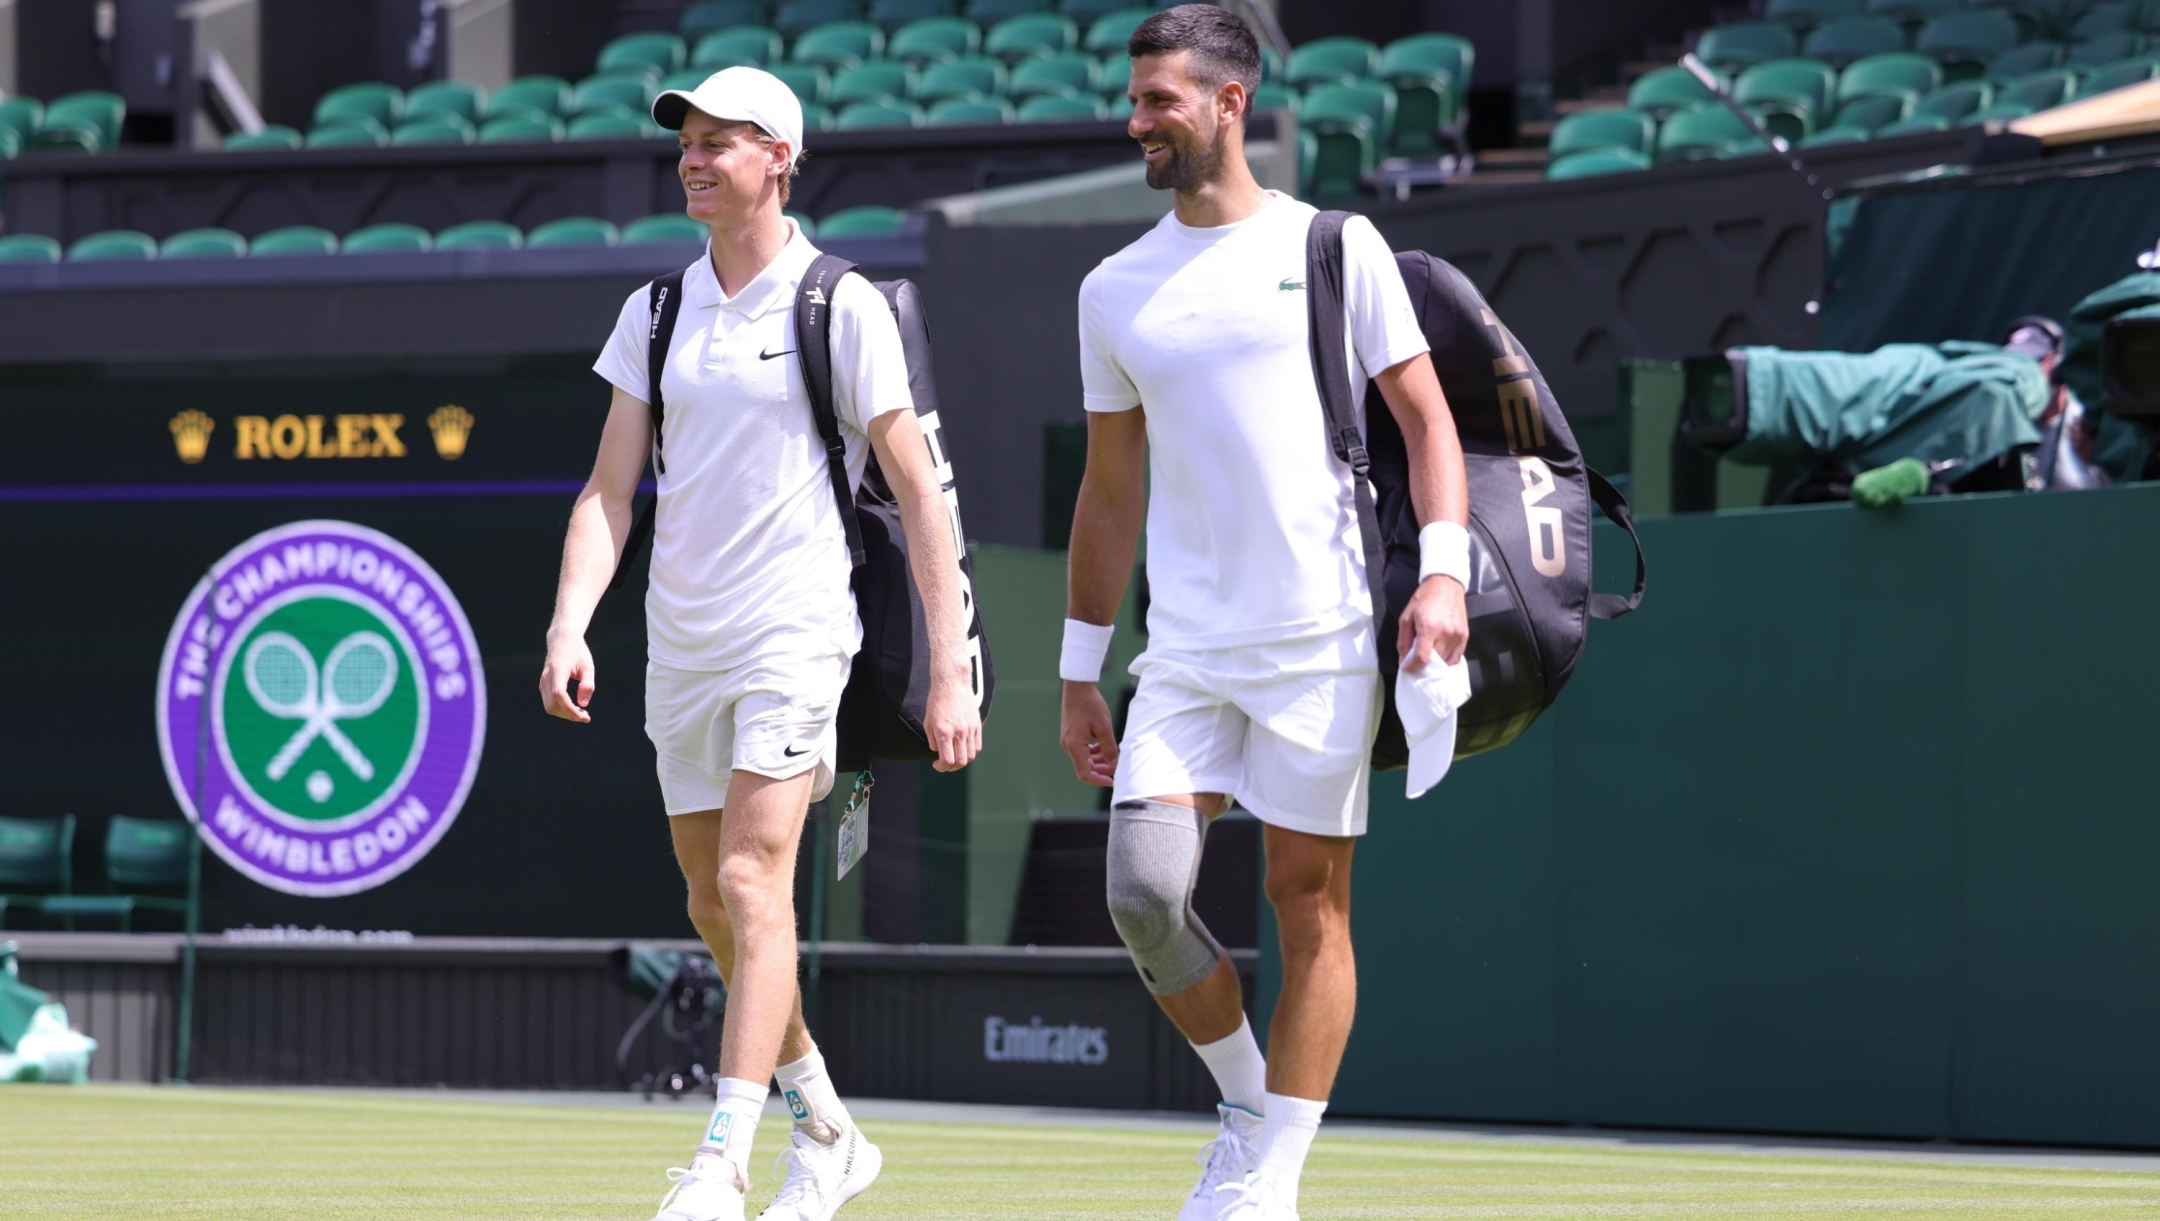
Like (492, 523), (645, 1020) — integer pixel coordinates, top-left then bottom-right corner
(759, 348), (796, 360)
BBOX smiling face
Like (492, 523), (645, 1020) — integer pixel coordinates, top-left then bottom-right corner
(677, 108), (792, 225)
(1127, 49), (1246, 192)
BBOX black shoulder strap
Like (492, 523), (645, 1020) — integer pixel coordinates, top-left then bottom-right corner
(1585, 467), (1647, 620)
(1306, 210), (1391, 645)
(606, 268), (686, 594)
(795, 252), (868, 567)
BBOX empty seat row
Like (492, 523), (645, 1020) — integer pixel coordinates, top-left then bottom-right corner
(680, 0), (1166, 43)
(0, 209), (911, 265)
(0, 91), (128, 156)
(1699, 8), (2159, 75)
(659, 10), (1153, 71)
(1759, 0), (2160, 41)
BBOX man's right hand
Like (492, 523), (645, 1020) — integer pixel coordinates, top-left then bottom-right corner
(539, 631), (596, 723)
(1059, 680), (1118, 787)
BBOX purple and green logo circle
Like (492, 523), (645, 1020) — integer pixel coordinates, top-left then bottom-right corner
(156, 521), (486, 896)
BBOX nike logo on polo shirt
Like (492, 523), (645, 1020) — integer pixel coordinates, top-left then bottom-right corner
(759, 347), (797, 360)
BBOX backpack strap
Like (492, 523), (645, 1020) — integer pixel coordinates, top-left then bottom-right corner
(1305, 210), (1392, 651)
(606, 267), (686, 594)
(1585, 467), (1647, 620)
(794, 252), (868, 567)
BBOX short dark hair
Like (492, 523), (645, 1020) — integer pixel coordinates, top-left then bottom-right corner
(1128, 4), (1261, 110)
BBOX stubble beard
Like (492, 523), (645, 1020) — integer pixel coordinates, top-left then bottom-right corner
(1145, 123), (1227, 193)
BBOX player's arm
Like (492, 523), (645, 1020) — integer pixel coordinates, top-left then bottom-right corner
(540, 386), (651, 723)
(1059, 405), (1146, 786)
(870, 409), (982, 773)
(1375, 354), (1471, 670)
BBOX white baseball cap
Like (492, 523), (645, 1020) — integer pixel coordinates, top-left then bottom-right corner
(1397, 655), (1471, 800)
(652, 67), (805, 165)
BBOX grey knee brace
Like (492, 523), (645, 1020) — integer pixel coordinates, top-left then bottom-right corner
(1106, 799), (1226, 996)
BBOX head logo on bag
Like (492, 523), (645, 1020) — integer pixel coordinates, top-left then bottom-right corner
(156, 521), (486, 896)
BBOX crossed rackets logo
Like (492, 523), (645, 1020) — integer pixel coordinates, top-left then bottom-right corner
(242, 630), (400, 783)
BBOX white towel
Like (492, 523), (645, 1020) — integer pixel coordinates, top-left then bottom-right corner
(1397, 656), (1471, 800)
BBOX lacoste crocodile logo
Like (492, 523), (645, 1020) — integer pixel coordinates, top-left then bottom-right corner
(1278, 278), (1306, 292)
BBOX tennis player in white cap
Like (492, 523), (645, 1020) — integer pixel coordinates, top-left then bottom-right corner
(539, 66), (980, 1221)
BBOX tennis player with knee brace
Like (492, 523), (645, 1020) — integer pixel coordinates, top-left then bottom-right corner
(1059, 9), (1471, 1221)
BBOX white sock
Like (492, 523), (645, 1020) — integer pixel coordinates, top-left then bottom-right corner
(1191, 1017), (1268, 1116)
(774, 1046), (851, 1144)
(1255, 1092), (1327, 1196)
(698, 1076), (768, 1181)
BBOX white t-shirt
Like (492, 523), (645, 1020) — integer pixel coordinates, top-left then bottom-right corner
(1078, 193), (1430, 653)
(593, 223), (914, 670)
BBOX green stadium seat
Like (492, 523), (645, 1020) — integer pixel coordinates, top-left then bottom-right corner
(1544, 146), (1653, 179)
(0, 126), (16, 158)
(341, 223), (433, 253)
(1083, 8), (1151, 54)
(1798, 122), (1874, 145)
(479, 111), (566, 142)
(222, 125), (304, 151)
(1914, 79), (1994, 121)
(1829, 91), (1912, 129)
(0, 233), (61, 263)
(660, 69), (715, 93)
(305, 120), (389, 148)
(1548, 107), (1655, 158)
(694, 27), (786, 67)
(43, 91), (125, 150)
(767, 63), (833, 104)
(1377, 34), (1470, 154)
(786, 209), (820, 235)
(1626, 64), (1725, 116)
(1994, 66), (2080, 110)
(1656, 104), (1772, 161)
(1250, 81), (1299, 113)
(870, 0), (956, 30)
(436, 220), (523, 251)
(36, 817), (190, 932)
(1060, 0), (1131, 18)
(818, 204), (908, 235)
(682, 0), (772, 40)
(1803, 16), (1907, 66)
(599, 32), (689, 77)
(159, 228), (247, 259)
(776, 0), (866, 39)
(2068, 32), (2147, 67)
(405, 80), (487, 124)
(1260, 45), (1282, 82)
(484, 76), (573, 119)
(1098, 55), (1130, 99)
(966, 0), (1052, 19)
(1284, 37), (1380, 88)
(526, 216), (621, 248)
(1838, 51), (1941, 105)
(1865, 0), (1957, 26)
(1765, 0), (1863, 30)
(1875, 112), (1953, 134)
(889, 16), (982, 61)
(1016, 93), (1105, 121)
(67, 230), (157, 261)
(29, 121), (100, 155)
(829, 60), (918, 105)
(984, 12), (1077, 59)
(918, 56), (1007, 99)
(1009, 52), (1098, 97)
(1695, 21), (1801, 73)
(622, 213), (709, 245)
(793, 20), (886, 66)
(1302, 82), (1390, 198)
(1986, 40), (2066, 81)
(836, 98), (927, 126)
(926, 96), (1016, 123)
(802, 101), (837, 129)
(392, 115), (476, 145)
(315, 82), (403, 130)
(2070, 1), (2140, 39)
(1916, 10), (2020, 79)
(1104, 92), (1133, 119)
(568, 112), (651, 140)
(2079, 56), (2160, 95)
(1736, 58), (1840, 130)
(0, 815), (75, 922)
(249, 225), (340, 256)
(1971, 99), (2037, 120)
(0, 97), (44, 146)
(573, 74), (656, 116)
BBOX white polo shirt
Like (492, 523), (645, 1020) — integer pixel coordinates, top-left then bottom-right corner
(594, 223), (914, 671)
(1078, 193), (1429, 653)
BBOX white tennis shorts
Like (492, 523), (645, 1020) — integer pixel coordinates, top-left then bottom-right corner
(645, 651), (851, 815)
(1112, 624), (1382, 838)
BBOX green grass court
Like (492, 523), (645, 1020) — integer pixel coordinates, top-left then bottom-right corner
(6, 1087), (2160, 1219)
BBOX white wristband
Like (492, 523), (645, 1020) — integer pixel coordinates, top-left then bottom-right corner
(1059, 618), (1115, 683)
(1418, 521), (1471, 588)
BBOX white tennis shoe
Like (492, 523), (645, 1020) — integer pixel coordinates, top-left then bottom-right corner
(757, 1123), (883, 1221)
(652, 1153), (747, 1221)
(1180, 1104), (1262, 1221)
(1211, 1171), (1299, 1221)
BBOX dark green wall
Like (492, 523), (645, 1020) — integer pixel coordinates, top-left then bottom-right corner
(1283, 483), (2160, 1146)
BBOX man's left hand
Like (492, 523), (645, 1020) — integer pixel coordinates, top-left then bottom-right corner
(1398, 575), (1469, 672)
(923, 668), (983, 772)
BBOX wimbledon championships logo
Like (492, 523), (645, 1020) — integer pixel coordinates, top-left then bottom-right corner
(156, 521), (486, 896)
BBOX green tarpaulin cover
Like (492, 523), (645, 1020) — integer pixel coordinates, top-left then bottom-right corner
(1730, 341), (2046, 476)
